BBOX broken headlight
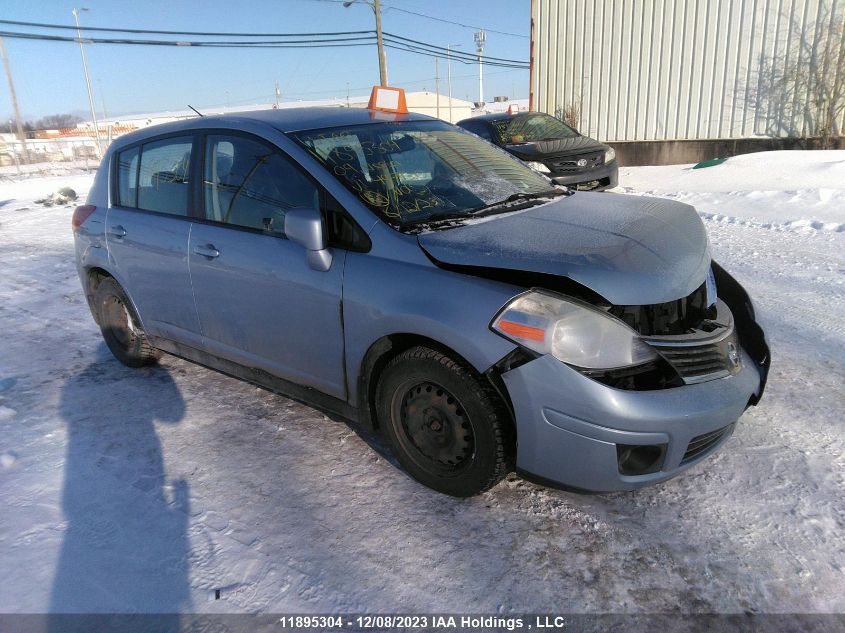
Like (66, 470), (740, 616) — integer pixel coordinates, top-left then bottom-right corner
(491, 290), (658, 369)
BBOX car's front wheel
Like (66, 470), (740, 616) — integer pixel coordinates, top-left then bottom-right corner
(94, 277), (160, 368)
(375, 346), (512, 497)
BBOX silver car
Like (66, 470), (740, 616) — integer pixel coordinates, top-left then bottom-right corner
(72, 107), (769, 497)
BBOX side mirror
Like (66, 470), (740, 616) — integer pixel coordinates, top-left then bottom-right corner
(284, 207), (333, 272)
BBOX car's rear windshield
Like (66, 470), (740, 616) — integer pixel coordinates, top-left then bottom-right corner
(491, 113), (578, 144)
(290, 120), (552, 228)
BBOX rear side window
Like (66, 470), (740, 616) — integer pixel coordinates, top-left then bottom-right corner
(116, 146), (139, 207)
(464, 121), (492, 141)
(203, 134), (318, 235)
(138, 137), (193, 216)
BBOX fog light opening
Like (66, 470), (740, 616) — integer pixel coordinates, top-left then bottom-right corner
(616, 443), (667, 476)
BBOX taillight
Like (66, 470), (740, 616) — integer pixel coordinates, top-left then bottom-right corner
(72, 205), (96, 232)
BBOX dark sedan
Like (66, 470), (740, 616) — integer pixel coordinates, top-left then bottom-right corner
(457, 111), (618, 191)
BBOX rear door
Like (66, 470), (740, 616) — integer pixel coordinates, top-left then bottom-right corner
(105, 135), (202, 346)
(188, 132), (347, 399)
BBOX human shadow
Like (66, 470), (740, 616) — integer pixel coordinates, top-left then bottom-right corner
(49, 350), (190, 629)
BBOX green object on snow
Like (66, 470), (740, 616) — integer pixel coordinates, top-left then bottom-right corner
(693, 157), (727, 169)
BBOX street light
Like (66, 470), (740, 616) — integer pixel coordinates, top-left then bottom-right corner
(343, 0), (387, 86)
(72, 8), (102, 157)
(447, 44), (461, 123)
(474, 30), (486, 107)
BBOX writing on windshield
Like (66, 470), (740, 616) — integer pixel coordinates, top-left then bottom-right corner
(291, 120), (551, 227)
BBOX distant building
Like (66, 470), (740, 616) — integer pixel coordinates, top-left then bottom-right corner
(82, 91), (474, 139)
(529, 0), (845, 164)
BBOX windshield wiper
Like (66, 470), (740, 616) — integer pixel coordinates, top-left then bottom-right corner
(399, 189), (569, 232)
(467, 188), (570, 218)
(398, 211), (469, 232)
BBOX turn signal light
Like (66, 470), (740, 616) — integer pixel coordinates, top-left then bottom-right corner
(497, 320), (546, 342)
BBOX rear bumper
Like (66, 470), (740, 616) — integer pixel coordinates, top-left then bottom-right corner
(501, 349), (762, 492)
(549, 161), (618, 190)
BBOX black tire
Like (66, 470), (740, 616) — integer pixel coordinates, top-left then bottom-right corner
(93, 277), (160, 368)
(375, 346), (512, 497)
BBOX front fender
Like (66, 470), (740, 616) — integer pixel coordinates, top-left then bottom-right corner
(342, 250), (520, 409)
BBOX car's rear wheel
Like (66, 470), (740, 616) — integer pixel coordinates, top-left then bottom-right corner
(376, 346), (512, 497)
(94, 277), (160, 367)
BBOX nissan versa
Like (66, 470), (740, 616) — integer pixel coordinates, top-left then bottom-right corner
(72, 104), (769, 497)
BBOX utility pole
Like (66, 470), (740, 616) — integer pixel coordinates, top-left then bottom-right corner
(373, 0), (387, 86)
(447, 44), (461, 123)
(344, 0), (387, 86)
(0, 37), (28, 164)
(98, 78), (108, 120)
(72, 8), (102, 157)
(474, 30), (486, 107)
(274, 81), (280, 108)
(7, 119), (21, 173)
(435, 57), (440, 119)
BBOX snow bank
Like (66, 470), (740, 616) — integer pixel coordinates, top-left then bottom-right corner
(616, 150), (845, 232)
(619, 150), (845, 193)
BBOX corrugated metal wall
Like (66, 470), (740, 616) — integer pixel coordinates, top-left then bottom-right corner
(530, 0), (845, 141)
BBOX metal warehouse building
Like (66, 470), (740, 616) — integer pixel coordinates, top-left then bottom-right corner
(529, 0), (845, 164)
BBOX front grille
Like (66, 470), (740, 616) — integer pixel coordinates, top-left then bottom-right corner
(643, 300), (742, 385)
(547, 150), (603, 173)
(653, 333), (738, 383)
(683, 424), (734, 463)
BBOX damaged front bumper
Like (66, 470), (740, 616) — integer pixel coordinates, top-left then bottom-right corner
(501, 349), (762, 492)
(499, 265), (770, 493)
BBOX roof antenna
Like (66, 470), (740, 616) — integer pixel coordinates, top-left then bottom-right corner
(188, 105), (204, 117)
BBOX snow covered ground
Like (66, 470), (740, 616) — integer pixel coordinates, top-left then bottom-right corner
(0, 151), (843, 616)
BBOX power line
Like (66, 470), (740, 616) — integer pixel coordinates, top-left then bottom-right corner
(0, 18), (529, 64)
(0, 29), (378, 48)
(0, 19), (374, 38)
(304, 0), (528, 38)
(383, 40), (527, 69)
(383, 32), (528, 65)
(385, 6), (529, 39)
(0, 28), (530, 69)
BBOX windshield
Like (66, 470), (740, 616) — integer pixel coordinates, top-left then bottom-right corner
(291, 120), (553, 227)
(491, 113), (579, 144)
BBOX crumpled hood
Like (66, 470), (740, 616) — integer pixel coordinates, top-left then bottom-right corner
(504, 136), (606, 160)
(417, 192), (711, 306)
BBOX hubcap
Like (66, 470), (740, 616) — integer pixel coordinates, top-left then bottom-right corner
(398, 382), (473, 468)
(102, 295), (134, 349)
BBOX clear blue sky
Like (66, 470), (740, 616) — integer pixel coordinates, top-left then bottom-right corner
(0, 0), (531, 121)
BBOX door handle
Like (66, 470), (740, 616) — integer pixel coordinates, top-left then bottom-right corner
(193, 244), (220, 258)
(108, 225), (126, 238)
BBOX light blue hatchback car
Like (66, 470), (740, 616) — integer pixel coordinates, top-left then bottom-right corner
(72, 107), (769, 496)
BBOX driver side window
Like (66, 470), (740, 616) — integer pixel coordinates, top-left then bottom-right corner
(203, 135), (318, 235)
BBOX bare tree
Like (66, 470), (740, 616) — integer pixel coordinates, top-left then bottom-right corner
(555, 97), (582, 131)
(0, 119), (33, 133)
(747, 3), (845, 148)
(34, 114), (84, 130)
